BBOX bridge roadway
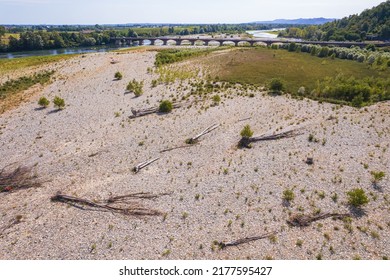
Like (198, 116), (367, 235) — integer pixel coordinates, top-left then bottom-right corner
(111, 37), (390, 48)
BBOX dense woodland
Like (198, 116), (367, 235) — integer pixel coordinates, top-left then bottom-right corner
(0, 23), (284, 52)
(281, 0), (390, 41)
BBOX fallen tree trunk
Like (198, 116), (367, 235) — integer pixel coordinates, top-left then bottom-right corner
(129, 102), (187, 119)
(186, 123), (220, 144)
(133, 157), (160, 173)
(51, 193), (163, 216)
(218, 231), (278, 249)
(239, 129), (301, 148)
(287, 213), (351, 227)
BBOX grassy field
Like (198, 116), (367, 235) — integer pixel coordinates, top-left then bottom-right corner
(0, 54), (77, 75)
(205, 47), (389, 95)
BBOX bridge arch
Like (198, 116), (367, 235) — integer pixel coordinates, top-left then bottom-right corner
(220, 40), (236, 46)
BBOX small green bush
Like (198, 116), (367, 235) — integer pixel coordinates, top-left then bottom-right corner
(283, 189), (295, 202)
(240, 124), (253, 138)
(371, 171), (385, 183)
(38, 96), (50, 108)
(114, 72), (123, 80)
(347, 188), (369, 208)
(212, 94), (221, 104)
(53, 96), (65, 110)
(159, 100), (173, 113)
(269, 78), (284, 93)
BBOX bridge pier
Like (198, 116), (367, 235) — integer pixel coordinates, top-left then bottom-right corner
(175, 40), (181, 46)
(149, 39), (155, 46)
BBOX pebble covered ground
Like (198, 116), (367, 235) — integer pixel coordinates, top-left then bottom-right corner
(0, 50), (389, 260)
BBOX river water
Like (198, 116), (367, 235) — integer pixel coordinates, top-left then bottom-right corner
(0, 45), (130, 59)
(246, 28), (284, 39)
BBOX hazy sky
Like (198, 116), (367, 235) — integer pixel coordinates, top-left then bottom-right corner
(0, 0), (386, 24)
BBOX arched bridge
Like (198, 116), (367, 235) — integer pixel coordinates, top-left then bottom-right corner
(111, 37), (390, 48)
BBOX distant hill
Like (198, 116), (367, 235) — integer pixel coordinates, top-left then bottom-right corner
(253, 18), (336, 25)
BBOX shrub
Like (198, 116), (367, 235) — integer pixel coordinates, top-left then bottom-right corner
(283, 189), (295, 202)
(371, 171), (385, 183)
(38, 96), (50, 108)
(351, 94), (364, 108)
(151, 79), (158, 88)
(240, 124), (253, 138)
(53, 96), (65, 110)
(114, 72), (123, 80)
(212, 94), (221, 104)
(318, 47), (329, 58)
(126, 79), (144, 96)
(269, 78), (284, 93)
(159, 100), (173, 113)
(347, 188), (369, 208)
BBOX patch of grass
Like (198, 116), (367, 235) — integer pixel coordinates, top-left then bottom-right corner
(0, 54), (76, 75)
(0, 71), (54, 100)
(155, 48), (217, 67)
(206, 47), (389, 105)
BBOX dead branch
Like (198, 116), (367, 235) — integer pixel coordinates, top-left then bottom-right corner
(133, 157), (160, 173)
(239, 129), (302, 148)
(159, 144), (198, 153)
(287, 213), (351, 227)
(0, 164), (42, 193)
(51, 193), (163, 216)
(186, 123), (220, 144)
(237, 117), (252, 122)
(219, 231), (278, 249)
(106, 191), (173, 204)
(0, 215), (23, 236)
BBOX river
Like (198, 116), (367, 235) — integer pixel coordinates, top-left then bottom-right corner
(0, 45), (131, 59)
(246, 28), (284, 39)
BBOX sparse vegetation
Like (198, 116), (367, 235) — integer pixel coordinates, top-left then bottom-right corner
(126, 79), (144, 96)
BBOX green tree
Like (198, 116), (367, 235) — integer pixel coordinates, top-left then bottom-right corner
(53, 96), (65, 110)
(0, 26), (5, 37)
(38, 96), (50, 108)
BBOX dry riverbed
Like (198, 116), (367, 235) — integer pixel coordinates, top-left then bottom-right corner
(0, 50), (389, 260)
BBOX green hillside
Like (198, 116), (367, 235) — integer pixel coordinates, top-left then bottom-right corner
(282, 1), (390, 41)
